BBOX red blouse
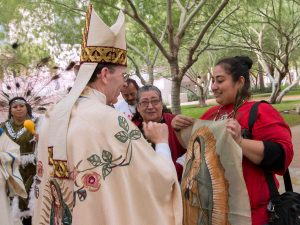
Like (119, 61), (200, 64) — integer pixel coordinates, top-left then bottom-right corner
(201, 101), (293, 225)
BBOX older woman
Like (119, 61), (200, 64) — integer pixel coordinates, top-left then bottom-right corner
(132, 85), (190, 180)
(173, 56), (293, 225)
(0, 97), (38, 225)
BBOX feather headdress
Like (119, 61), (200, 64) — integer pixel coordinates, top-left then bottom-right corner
(0, 60), (76, 118)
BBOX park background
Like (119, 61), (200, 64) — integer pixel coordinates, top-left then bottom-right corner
(0, 0), (300, 190)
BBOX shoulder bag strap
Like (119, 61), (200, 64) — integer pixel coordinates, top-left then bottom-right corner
(246, 101), (293, 195)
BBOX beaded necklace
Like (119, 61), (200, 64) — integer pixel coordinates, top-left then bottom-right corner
(5, 120), (26, 140)
(213, 107), (234, 121)
(213, 100), (245, 121)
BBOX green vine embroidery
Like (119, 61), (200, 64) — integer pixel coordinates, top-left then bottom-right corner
(72, 116), (141, 202)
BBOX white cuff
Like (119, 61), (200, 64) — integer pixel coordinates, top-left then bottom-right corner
(176, 153), (186, 166)
(155, 143), (172, 159)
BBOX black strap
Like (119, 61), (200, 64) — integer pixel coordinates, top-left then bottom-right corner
(283, 169), (293, 192)
(248, 100), (269, 135)
(265, 172), (280, 198)
(246, 101), (293, 194)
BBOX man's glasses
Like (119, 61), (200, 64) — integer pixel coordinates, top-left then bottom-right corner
(139, 99), (161, 108)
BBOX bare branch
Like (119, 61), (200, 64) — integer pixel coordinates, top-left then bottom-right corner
(127, 42), (149, 64)
(174, 0), (187, 29)
(167, 0), (176, 56)
(206, 4), (239, 45)
(176, 0), (206, 40)
(128, 55), (147, 85)
(125, 0), (171, 61)
(152, 21), (168, 66)
(183, 0), (229, 76)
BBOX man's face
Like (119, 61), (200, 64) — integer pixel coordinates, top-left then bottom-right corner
(106, 66), (127, 104)
(121, 83), (138, 106)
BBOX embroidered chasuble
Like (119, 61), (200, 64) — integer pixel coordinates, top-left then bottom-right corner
(33, 88), (182, 225)
(180, 119), (251, 225)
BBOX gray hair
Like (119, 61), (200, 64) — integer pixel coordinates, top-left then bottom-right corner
(136, 85), (162, 103)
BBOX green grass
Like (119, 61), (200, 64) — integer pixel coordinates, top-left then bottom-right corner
(281, 114), (300, 127)
(272, 100), (300, 112)
(181, 105), (211, 118)
(181, 100), (300, 127)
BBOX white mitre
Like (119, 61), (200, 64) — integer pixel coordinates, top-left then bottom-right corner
(47, 4), (126, 167)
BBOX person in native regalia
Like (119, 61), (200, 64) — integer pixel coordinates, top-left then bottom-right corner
(33, 4), (182, 225)
(0, 97), (39, 225)
(0, 128), (27, 225)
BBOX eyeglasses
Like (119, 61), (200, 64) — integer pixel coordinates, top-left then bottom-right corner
(139, 99), (161, 108)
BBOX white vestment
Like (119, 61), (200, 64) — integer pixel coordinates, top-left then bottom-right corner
(33, 87), (182, 225)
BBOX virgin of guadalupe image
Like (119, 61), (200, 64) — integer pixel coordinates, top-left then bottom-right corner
(182, 135), (212, 225)
(49, 179), (72, 225)
(181, 126), (231, 225)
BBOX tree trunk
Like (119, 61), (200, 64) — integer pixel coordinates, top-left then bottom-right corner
(197, 86), (207, 107)
(276, 73), (300, 103)
(171, 78), (181, 114)
(268, 79), (281, 104)
(258, 63), (265, 91)
(269, 74), (282, 104)
(147, 65), (154, 84)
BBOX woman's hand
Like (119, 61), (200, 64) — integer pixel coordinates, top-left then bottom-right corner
(143, 121), (169, 144)
(226, 118), (243, 146)
(226, 118), (265, 164)
(171, 115), (194, 132)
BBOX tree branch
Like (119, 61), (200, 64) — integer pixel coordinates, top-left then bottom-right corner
(127, 42), (149, 64)
(125, 0), (171, 61)
(187, 0), (229, 60)
(176, 0), (206, 40)
(128, 55), (147, 85)
(167, 0), (176, 57)
(175, 0), (187, 29)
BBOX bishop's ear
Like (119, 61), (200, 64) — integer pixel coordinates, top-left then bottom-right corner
(98, 67), (110, 84)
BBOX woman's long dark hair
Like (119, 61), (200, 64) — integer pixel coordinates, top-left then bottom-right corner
(216, 56), (253, 116)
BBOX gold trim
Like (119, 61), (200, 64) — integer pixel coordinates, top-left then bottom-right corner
(48, 146), (54, 165)
(80, 46), (127, 66)
(48, 146), (69, 179)
(53, 160), (69, 179)
(82, 4), (92, 49)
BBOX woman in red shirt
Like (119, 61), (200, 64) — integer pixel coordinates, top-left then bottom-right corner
(132, 84), (187, 181)
(173, 56), (293, 225)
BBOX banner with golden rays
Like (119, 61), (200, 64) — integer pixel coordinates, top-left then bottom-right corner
(181, 119), (251, 225)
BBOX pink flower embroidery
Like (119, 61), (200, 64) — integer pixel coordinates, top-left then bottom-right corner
(37, 161), (43, 178)
(81, 172), (101, 192)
